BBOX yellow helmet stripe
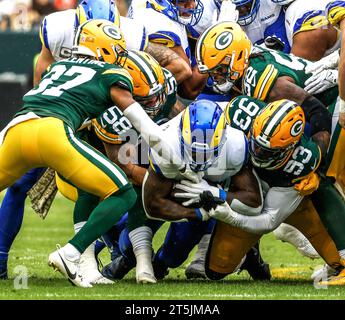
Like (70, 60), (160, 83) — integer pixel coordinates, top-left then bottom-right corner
(127, 51), (157, 85)
(182, 109), (192, 145)
(262, 100), (297, 139)
(210, 113), (226, 148)
(254, 64), (278, 101)
(195, 24), (215, 67)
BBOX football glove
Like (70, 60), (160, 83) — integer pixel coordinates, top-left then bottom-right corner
(208, 201), (240, 225)
(214, 0), (239, 23)
(304, 69), (338, 95)
(174, 179), (227, 207)
(178, 165), (204, 184)
(264, 36), (285, 52)
(27, 167), (57, 219)
(305, 49), (340, 74)
(294, 172), (320, 196)
(199, 190), (226, 211)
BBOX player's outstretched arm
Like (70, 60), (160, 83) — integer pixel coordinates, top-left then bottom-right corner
(145, 42), (192, 84)
(143, 168), (197, 221)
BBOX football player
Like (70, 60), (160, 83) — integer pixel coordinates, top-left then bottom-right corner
(273, 0), (340, 60)
(0, 19), (191, 287)
(63, 50), (184, 284)
(230, 0), (289, 52)
(197, 98), (342, 280)
(0, 0), (125, 281)
(0, 0), (189, 281)
(141, 99), (267, 280)
(129, 0), (214, 99)
(305, 1), (345, 128)
(195, 21), (345, 280)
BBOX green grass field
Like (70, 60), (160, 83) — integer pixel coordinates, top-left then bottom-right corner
(0, 193), (344, 300)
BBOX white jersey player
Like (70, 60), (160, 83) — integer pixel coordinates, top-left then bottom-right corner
(129, 0), (219, 99)
(39, 9), (147, 63)
(34, 0), (147, 286)
(144, 99), (262, 222)
(232, 0), (289, 52)
(277, 0), (341, 57)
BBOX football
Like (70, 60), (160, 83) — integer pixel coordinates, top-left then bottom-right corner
(170, 187), (202, 208)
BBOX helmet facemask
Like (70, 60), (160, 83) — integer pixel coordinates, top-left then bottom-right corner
(171, 0), (204, 26)
(182, 135), (226, 172)
(249, 134), (295, 170)
(233, 0), (260, 26)
(249, 99), (305, 170)
(135, 82), (168, 118)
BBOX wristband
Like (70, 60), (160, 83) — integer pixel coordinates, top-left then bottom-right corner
(340, 98), (345, 113)
(219, 188), (227, 201)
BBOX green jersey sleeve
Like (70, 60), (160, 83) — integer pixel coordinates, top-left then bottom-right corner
(243, 47), (310, 102)
(225, 95), (267, 136)
(92, 106), (133, 145)
(99, 66), (134, 93)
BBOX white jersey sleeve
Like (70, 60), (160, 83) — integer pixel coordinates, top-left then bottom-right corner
(230, 186), (303, 234)
(285, 0), (331, 48)
(39, 9), (75, 61)
(187, 0), (220, 39)
(148, 115), (183, 180)
(120, 16), (148, 51)
(242, 0), (282, 46)
(131, 6), (190, 57)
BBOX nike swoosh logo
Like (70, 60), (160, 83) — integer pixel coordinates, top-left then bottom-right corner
(58, 251), (76, 280)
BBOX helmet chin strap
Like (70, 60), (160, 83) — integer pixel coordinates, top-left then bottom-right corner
(178, 15), (192, 25)
(213, 80), (234, 94)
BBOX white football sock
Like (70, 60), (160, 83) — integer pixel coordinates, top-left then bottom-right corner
(62, 243), (81, 261)
(74, 221), (86, 234)
(129, 226), (154, 277)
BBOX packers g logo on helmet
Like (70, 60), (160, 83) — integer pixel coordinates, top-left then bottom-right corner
(196, 21), (251, 93)
(249, 99), (305, 170)
(215, 31), (233, 50)
(290, 119), (304, 137)
(73, 19), (127, 64)
(103, 25), (122, 40)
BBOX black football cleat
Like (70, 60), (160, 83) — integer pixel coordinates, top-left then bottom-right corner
(101, 254), (135, 280)
(152, 254), (169, 280)
(239, 242), (271, 281)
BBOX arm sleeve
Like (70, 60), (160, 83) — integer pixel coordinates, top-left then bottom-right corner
(123, 102), (184, 168)
(230, 186), (303, 234)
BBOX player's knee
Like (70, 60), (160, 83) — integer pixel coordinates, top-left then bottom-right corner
(110, 184), (137, 212)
